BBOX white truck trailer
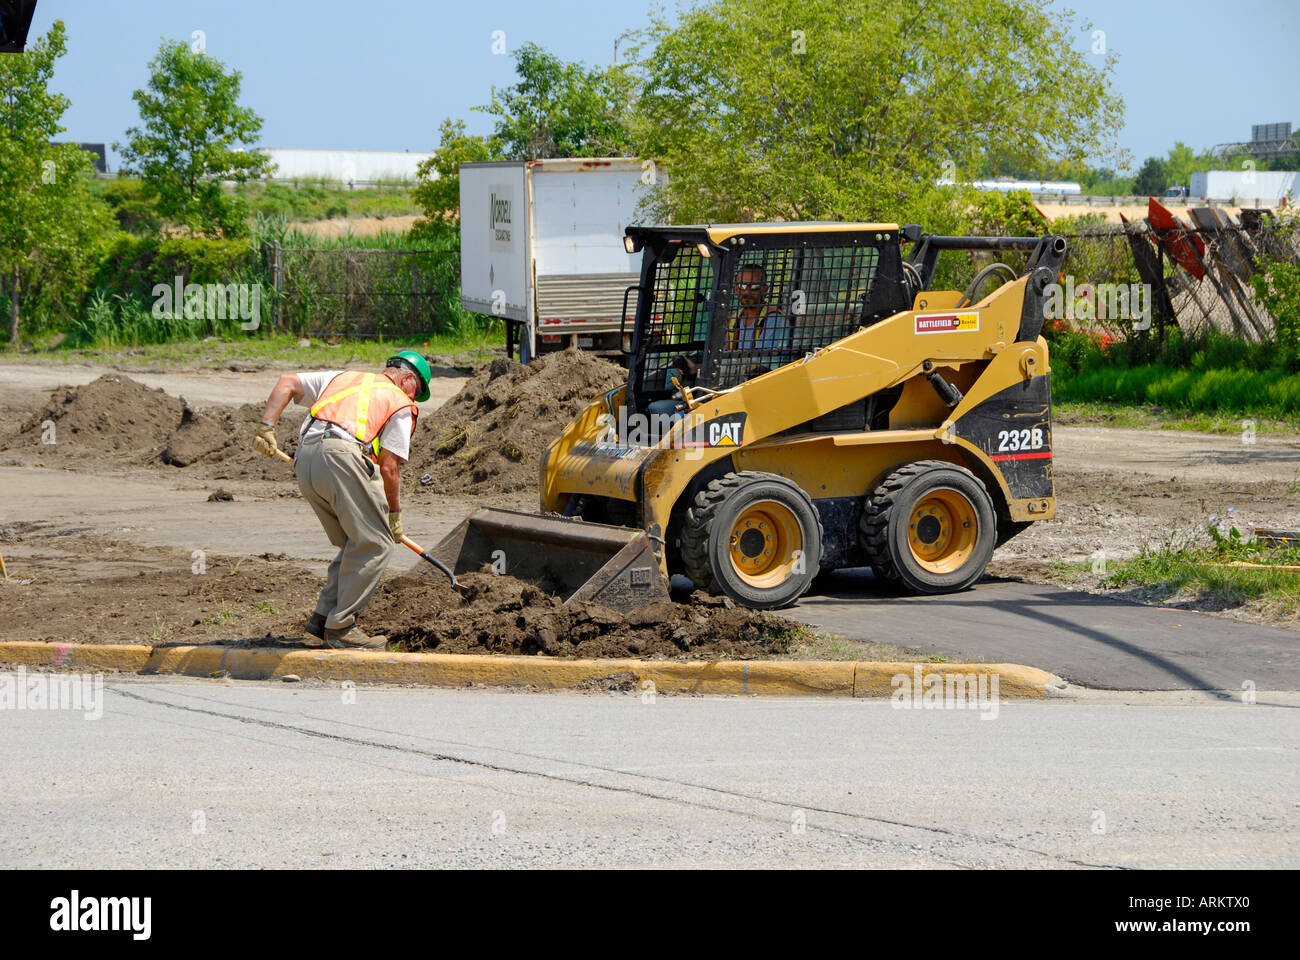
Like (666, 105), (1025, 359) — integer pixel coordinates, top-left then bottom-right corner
(459, 157), (649, 360)
(1189, 170), (1297, 205)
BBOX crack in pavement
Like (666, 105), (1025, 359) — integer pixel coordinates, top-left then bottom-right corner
(109, 683), (1125, 869)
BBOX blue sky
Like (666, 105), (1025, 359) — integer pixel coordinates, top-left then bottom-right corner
(28, 0), (1300, 173)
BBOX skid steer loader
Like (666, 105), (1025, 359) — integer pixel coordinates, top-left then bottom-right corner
(432, 221), (1066, 611)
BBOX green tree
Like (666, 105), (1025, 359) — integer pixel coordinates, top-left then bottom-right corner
(0, 20), (115, 346)
(96, 176), (164, 234)
(412, 44), (635, 243)
(1163, 142), (1197, 190)
(483, 42), (634, 160)
(630, 0), (1124, 225)
(966, 190), (1048, 238)
(410, 118), (504, 241)
(1133, 156), (1169, 196)
(117, 39), (271, 237)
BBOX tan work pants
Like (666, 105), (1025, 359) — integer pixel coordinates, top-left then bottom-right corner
(294, 436), (393, 631)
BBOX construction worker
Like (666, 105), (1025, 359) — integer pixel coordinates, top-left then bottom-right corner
(253, 351), (433, 649)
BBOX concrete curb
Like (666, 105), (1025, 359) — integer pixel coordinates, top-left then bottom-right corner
(0, 641), (1064, 698)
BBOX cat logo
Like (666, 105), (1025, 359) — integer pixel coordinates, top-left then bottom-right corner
(709, 421), (742, 446)
(681, 412), (747, 449)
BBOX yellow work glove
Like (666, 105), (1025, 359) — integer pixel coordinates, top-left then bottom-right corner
(253, 422), (279, 458)
(388, 509), (404, 544)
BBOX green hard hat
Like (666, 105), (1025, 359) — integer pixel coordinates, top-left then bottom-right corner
(387, 349), (432, 402)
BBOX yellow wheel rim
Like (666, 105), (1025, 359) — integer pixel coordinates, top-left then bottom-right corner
(728, 501), (803, 589)
(907, 488), (978, 574)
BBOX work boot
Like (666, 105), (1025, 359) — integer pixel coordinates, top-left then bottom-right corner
(324, 625), (388, 650)
(280, 612), (326, 648)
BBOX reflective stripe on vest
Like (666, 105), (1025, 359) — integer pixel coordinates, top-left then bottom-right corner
(308, 371), (418, 460)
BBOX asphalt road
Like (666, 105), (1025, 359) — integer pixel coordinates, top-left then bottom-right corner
(792, 571), (1300, 692)
(3, 678), (1295, 869)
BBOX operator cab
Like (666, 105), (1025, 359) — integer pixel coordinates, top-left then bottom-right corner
(621, 223), (914, 417)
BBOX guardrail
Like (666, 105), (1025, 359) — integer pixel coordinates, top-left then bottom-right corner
(91, 172), (417, 190)
(1033, 193), (1287, 208)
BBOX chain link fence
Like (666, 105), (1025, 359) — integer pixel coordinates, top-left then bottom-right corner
(944, 214), (1298, 345)
(263, 245), (462, 338)
(256, 212), (1296, 345)
(1061, 219), (1296, 343)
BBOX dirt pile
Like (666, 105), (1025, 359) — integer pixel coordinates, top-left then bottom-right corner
(367, 569), (799, 659)
(5, 354), (627, 496)
(3, 375), (298, 482)
(407, 350), (625, 496)
(2, 522), (801, 658)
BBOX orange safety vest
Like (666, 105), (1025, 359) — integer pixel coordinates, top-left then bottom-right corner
(308, 371), (418, 462)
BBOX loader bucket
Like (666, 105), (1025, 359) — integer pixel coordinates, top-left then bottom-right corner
(430, 508), (670, 611)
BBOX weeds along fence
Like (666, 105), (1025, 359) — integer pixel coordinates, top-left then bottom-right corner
(954, 216), (1299, 347)
(263, 243), (466, 338)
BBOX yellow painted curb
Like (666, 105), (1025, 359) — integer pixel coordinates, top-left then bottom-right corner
(0, 642), (1062, 698)
(0, 641), (152, 673)
(854, 662), (1060, 699)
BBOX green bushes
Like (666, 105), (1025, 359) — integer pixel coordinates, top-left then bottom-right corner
(92, 234), (259, 301)
(57, 234), (267, 348)
(1048, 320), (1297, 375)
(32, 191), (467, 351)
(95, 177), (163, 235)
(1249, 225), (1300, 370)
(1044, 327), (1106, 376)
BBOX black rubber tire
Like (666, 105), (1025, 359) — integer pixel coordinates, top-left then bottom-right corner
(680, 471), (824, 610)
(859, 460), (996, 594)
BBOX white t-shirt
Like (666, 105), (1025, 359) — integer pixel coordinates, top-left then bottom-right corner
(295, 370), (414, 462)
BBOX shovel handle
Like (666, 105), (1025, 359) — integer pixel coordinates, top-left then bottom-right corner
(269, 443), (459, 588)
(401, 536), (461, 588)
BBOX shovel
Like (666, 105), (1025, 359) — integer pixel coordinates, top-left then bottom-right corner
(270, 447), (464, 591)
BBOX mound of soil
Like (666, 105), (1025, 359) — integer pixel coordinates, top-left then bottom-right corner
(3, 525), (800, 660)
(367, 570), (798, 660)
(407, 350), (625, 496)
(3, 375), (299, 483)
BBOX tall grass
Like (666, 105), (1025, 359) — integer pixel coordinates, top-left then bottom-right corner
(250, 213), (457, 252)
(235, 181), (420, 222)
(1054, 364), (1300, 417)
(67, 291), (252, 349)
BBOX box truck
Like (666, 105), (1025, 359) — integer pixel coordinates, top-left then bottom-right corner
(1189, 170), (1297, 205)
(459, 157), (650, 360)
